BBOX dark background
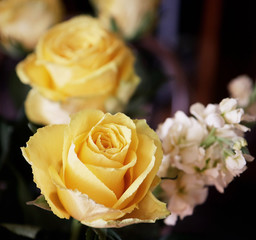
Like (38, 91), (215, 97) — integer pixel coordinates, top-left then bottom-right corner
(1, 0), (256, 239)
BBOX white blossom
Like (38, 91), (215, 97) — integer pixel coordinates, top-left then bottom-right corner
(157, 97), (254, 225)
(228, 75), (253, 107)
(225, 150), (247, 176)
(161, 174), (208, 225)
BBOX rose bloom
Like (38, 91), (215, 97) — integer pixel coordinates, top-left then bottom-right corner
(21, 109), (169, 228)
(91, 0), (159, 40)
(0, 0), (63, 51)
(16, 15), (140, 125)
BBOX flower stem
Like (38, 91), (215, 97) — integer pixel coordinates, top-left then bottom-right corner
(70, 218), (81, 240)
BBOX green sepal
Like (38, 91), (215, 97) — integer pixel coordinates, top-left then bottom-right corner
(27, 195), (51, 211)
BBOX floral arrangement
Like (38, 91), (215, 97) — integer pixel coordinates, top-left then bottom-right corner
(0, 1), (255, 240)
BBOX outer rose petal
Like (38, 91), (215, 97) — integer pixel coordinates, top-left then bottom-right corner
(25, 89), (70, 125)
(49, 166), (125, 223)
(113, 133), (157, 210)
(21, 125), (69, 219)
(113, 119), (163, 210)
(134, 119), (163, 176)
(16, 54), (64, 101)
(82, 192), (169, 228)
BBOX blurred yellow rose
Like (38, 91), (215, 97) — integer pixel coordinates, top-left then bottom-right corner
(0, 0), (64, 52)
(16, 16), (140, 125)
(21, 109), (169, 228)
(91, 0), (160, 40)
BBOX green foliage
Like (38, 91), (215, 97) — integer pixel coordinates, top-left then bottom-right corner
(1, 223), (40, 239)
(27, 195), (51, 212)
(85, 227), (122, 240)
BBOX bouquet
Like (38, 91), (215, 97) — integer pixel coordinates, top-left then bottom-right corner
(0, 1), (255, 239)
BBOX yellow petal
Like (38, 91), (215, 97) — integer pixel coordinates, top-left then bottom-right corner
(43, 62), (75, 88)
(24, 89), (70, 125)
(113, 133), (156, 210)
(62, 109), (104, 165)
(82, 192), (169, 228)
(123, 120), (163, 208)
(16, 54), (50, 86)
(61, 95), (108, 113)
(114, 46), (134, 83)
(134, 119), (163, 170)
(77, 137), (123, 168)
(59, 62), (118, 97)
(83, 123), (131, 164)
(16, 53), (65, 101)
(99, 112), (138, 151)
(63, 143), (117, 207)
(21, 124), (69, 219)
(49, 166), (124, 222)
(119, 191), (170, 223)
(86, 154), (136, 199)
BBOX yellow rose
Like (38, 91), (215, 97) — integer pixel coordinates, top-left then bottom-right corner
(91, 0), (160, 40)
(16, 16), (140, 125)
(21, 109), (169, 228)
(0, 0), (64, 51)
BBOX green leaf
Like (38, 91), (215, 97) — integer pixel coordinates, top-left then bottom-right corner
(106, 229), (123, 240)
(1, 223), (40, 239)
(27, 195), (51, 211)
(87, 228), (123, 240)
(86, 227), (97, 240)
(93, 228), (107, 240)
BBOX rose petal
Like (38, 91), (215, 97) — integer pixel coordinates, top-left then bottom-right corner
(24, 89), (70, 125)
(62, 109), (105, 166)
(16, 54), (64, 101)
(79, 143), (124, 168)
(21, 125), (69, 219)
(49, 166), (124, 222)
(82, 192), (169, 228)
(86, 155), (136, 198)
(87, 123), (131, 163)
(97, 112), (139, 151)
(59, 62), (118, 97)
(64, 143), (117, 207)
(113, 133), (157, 210)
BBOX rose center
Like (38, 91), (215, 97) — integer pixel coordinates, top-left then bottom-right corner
(94, 133), (113, 150)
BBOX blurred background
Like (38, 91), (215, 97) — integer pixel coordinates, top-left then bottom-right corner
(1, 0), (256, 239)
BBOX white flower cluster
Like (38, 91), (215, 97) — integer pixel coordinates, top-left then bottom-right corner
(157, 98), (254, 225)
